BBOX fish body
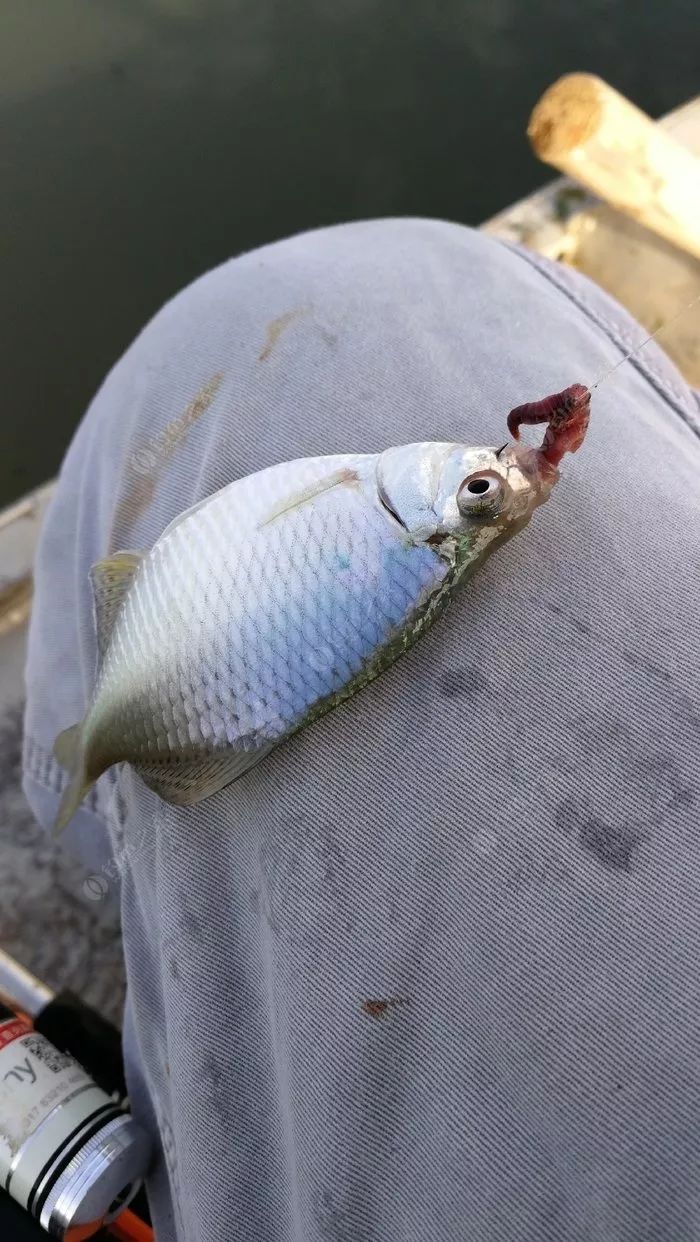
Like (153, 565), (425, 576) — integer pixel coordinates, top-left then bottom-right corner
(54, 387), (590, 829)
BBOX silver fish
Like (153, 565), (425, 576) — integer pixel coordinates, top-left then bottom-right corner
(53, 384), (590, 831)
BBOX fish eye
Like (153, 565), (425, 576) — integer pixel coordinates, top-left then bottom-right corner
(457, 470), (506, 517)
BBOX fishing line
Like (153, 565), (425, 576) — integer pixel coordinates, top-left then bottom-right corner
(588, 290), (700, 393)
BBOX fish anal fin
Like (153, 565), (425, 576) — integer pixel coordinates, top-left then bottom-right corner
(134, 745), (272, 806)
(90, 551), (143, 661)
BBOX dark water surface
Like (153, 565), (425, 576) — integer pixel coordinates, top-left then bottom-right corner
(1, 1), (697, 503)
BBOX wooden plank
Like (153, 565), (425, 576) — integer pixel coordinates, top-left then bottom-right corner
(528, 75), (700, 262)
(486, 94), (700, 387)
(1, 93), (698, 648)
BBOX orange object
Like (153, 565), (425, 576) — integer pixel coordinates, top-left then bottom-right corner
(65, 1225), (103, 1242)
(108, 1208), (154, 1242)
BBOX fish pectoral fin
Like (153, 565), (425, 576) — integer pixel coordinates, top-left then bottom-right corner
(90, 550), (143, 661)
(133, 745), (273, 807)
(258, 467), (359, 528)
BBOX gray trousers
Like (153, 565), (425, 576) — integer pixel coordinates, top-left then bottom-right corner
(23, 221), (700, 1240)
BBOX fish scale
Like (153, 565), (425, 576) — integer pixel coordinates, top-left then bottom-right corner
(52, 387), (590, 828)
(107, 458), (444, 756)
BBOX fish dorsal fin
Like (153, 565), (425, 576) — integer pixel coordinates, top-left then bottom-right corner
(90, 550), (143, 661)
(159, 492), (217, 541)
(53, 721), (82, 770)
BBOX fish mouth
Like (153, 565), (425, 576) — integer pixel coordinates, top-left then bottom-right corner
(506, 383), (591, 474)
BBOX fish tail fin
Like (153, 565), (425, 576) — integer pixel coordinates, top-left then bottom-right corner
(52, 721), (93, 836)
(51, 548), (144, 836)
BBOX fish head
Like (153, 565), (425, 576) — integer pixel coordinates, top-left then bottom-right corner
(378, 385), (590, 552)
(442, 384), (591, 542)
(378, 440), (555, 549)
(432, 441), (552, 544)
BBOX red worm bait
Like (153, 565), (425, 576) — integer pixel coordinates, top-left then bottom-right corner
(507, 383), (591, 469)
